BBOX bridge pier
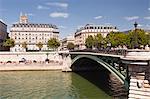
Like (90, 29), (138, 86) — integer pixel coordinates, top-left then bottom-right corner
(121, 58), (150, 99)
(61, 54), (72, 72)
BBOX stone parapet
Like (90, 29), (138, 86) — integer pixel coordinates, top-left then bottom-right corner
(129, 77), (150, 99)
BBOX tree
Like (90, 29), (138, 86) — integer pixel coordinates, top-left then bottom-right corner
(36, 42), (43, 51)
(47, 38), (60, 50)
(3, 38), (15, 48)
(21, 42), (27, 51)
(106, 32), (127, 47)
(146, 33), (150, 45)
(127, 29), (148, 48)
(94, 33), (103, 49)
(85, 35), (94, 49)
(67, 42), (75, 50)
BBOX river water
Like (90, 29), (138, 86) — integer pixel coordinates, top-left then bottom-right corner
(0, 71), (112, 99)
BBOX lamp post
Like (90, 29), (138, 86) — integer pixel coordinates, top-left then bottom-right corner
(134, 22), (138, 49)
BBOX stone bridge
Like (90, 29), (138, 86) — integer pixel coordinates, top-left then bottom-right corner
(60, 49), (150, 98)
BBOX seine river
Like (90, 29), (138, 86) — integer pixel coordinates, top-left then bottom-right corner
(0, 71), (112, 99)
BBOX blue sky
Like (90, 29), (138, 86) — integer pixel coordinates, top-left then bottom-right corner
(0, 0), (150, 39)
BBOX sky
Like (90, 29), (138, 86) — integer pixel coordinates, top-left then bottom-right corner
(0, 0), (150, 39)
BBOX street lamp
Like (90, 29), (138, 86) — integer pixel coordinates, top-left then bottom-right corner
(134, 22), (138, 49)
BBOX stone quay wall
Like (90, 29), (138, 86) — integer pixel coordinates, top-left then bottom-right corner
(0, 52), (63, 63)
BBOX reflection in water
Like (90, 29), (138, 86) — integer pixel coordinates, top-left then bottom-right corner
(0, 71), (111, 99)
(71, 57), (111, 95)
(71, 57), (127, 99)
(74, 70), (111, 95)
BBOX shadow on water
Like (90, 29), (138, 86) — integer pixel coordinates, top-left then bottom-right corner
(71, 57), (112, 95)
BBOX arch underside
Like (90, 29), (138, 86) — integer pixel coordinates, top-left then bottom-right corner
(71, 55), (127, 86)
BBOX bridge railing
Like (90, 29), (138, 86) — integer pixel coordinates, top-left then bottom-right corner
(70, 49), (150, 57)
(71, 49), (127, 56)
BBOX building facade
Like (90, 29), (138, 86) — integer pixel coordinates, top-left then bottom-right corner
(74, 24), (119, 49)
(10, 14), (59, 52)
(61, 35), (74, 50)
(0, 20), (8, 51)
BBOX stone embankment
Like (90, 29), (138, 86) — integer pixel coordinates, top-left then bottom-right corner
(0, 52), (66, 71)
(0, 63), (63, 71)
(109, 73), (128, 98)
(128, 77), (150, 99)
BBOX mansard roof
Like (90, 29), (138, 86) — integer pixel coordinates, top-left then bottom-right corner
(12, 23), (58, 29)
(76, 24), (118, 32)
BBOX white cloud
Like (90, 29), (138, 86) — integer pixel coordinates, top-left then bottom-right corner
(94, 16), (103, 19)
(27, 13), (34, 16)
(46, 2), (68, 8)
(12, 22), (18, 24)
(59, 26), (66, 29)
(0, 19), (4, 23)
(37, 5), (49, 10)
(104, 23), (111, 25)
(138, 24), (143, 27)
(49, 12), (69, 18)
(148, 8), (150, 11)
(144, 16), (150, 20)
(77, 25), (84, 29)
(124, 16), (139, 21)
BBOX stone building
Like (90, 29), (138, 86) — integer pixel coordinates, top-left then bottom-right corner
(10, 13), (59, 52)
(0, 20), (8, 51)
(61, 35), (74, 50)
(74, 24), (119, 49)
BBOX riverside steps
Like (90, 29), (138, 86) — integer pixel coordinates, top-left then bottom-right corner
(121, 50), (150, 99)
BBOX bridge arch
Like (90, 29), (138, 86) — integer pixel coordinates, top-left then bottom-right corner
(71, 55), (128, 88)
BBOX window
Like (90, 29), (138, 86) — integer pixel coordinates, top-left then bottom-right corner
(90, 27), (93, 29)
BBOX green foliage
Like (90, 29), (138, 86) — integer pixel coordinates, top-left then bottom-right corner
(3, 38), (15, 48)
(94, 33), (103, 48)
(47, 38), (60, 50)
(36, 42), (43, 51)
(146, 33), (150, 45)
(67, 42), (75, 50)
(84, 29), (148, 49)
(106, 32), (127, 47)
(85, 35), (94, 49)
(21, 42), (27, 49)
(127, 29), (148, 48)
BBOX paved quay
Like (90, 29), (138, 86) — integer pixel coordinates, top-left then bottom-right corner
(0, 63), (63, 71)
(0, 51), (66, 71)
